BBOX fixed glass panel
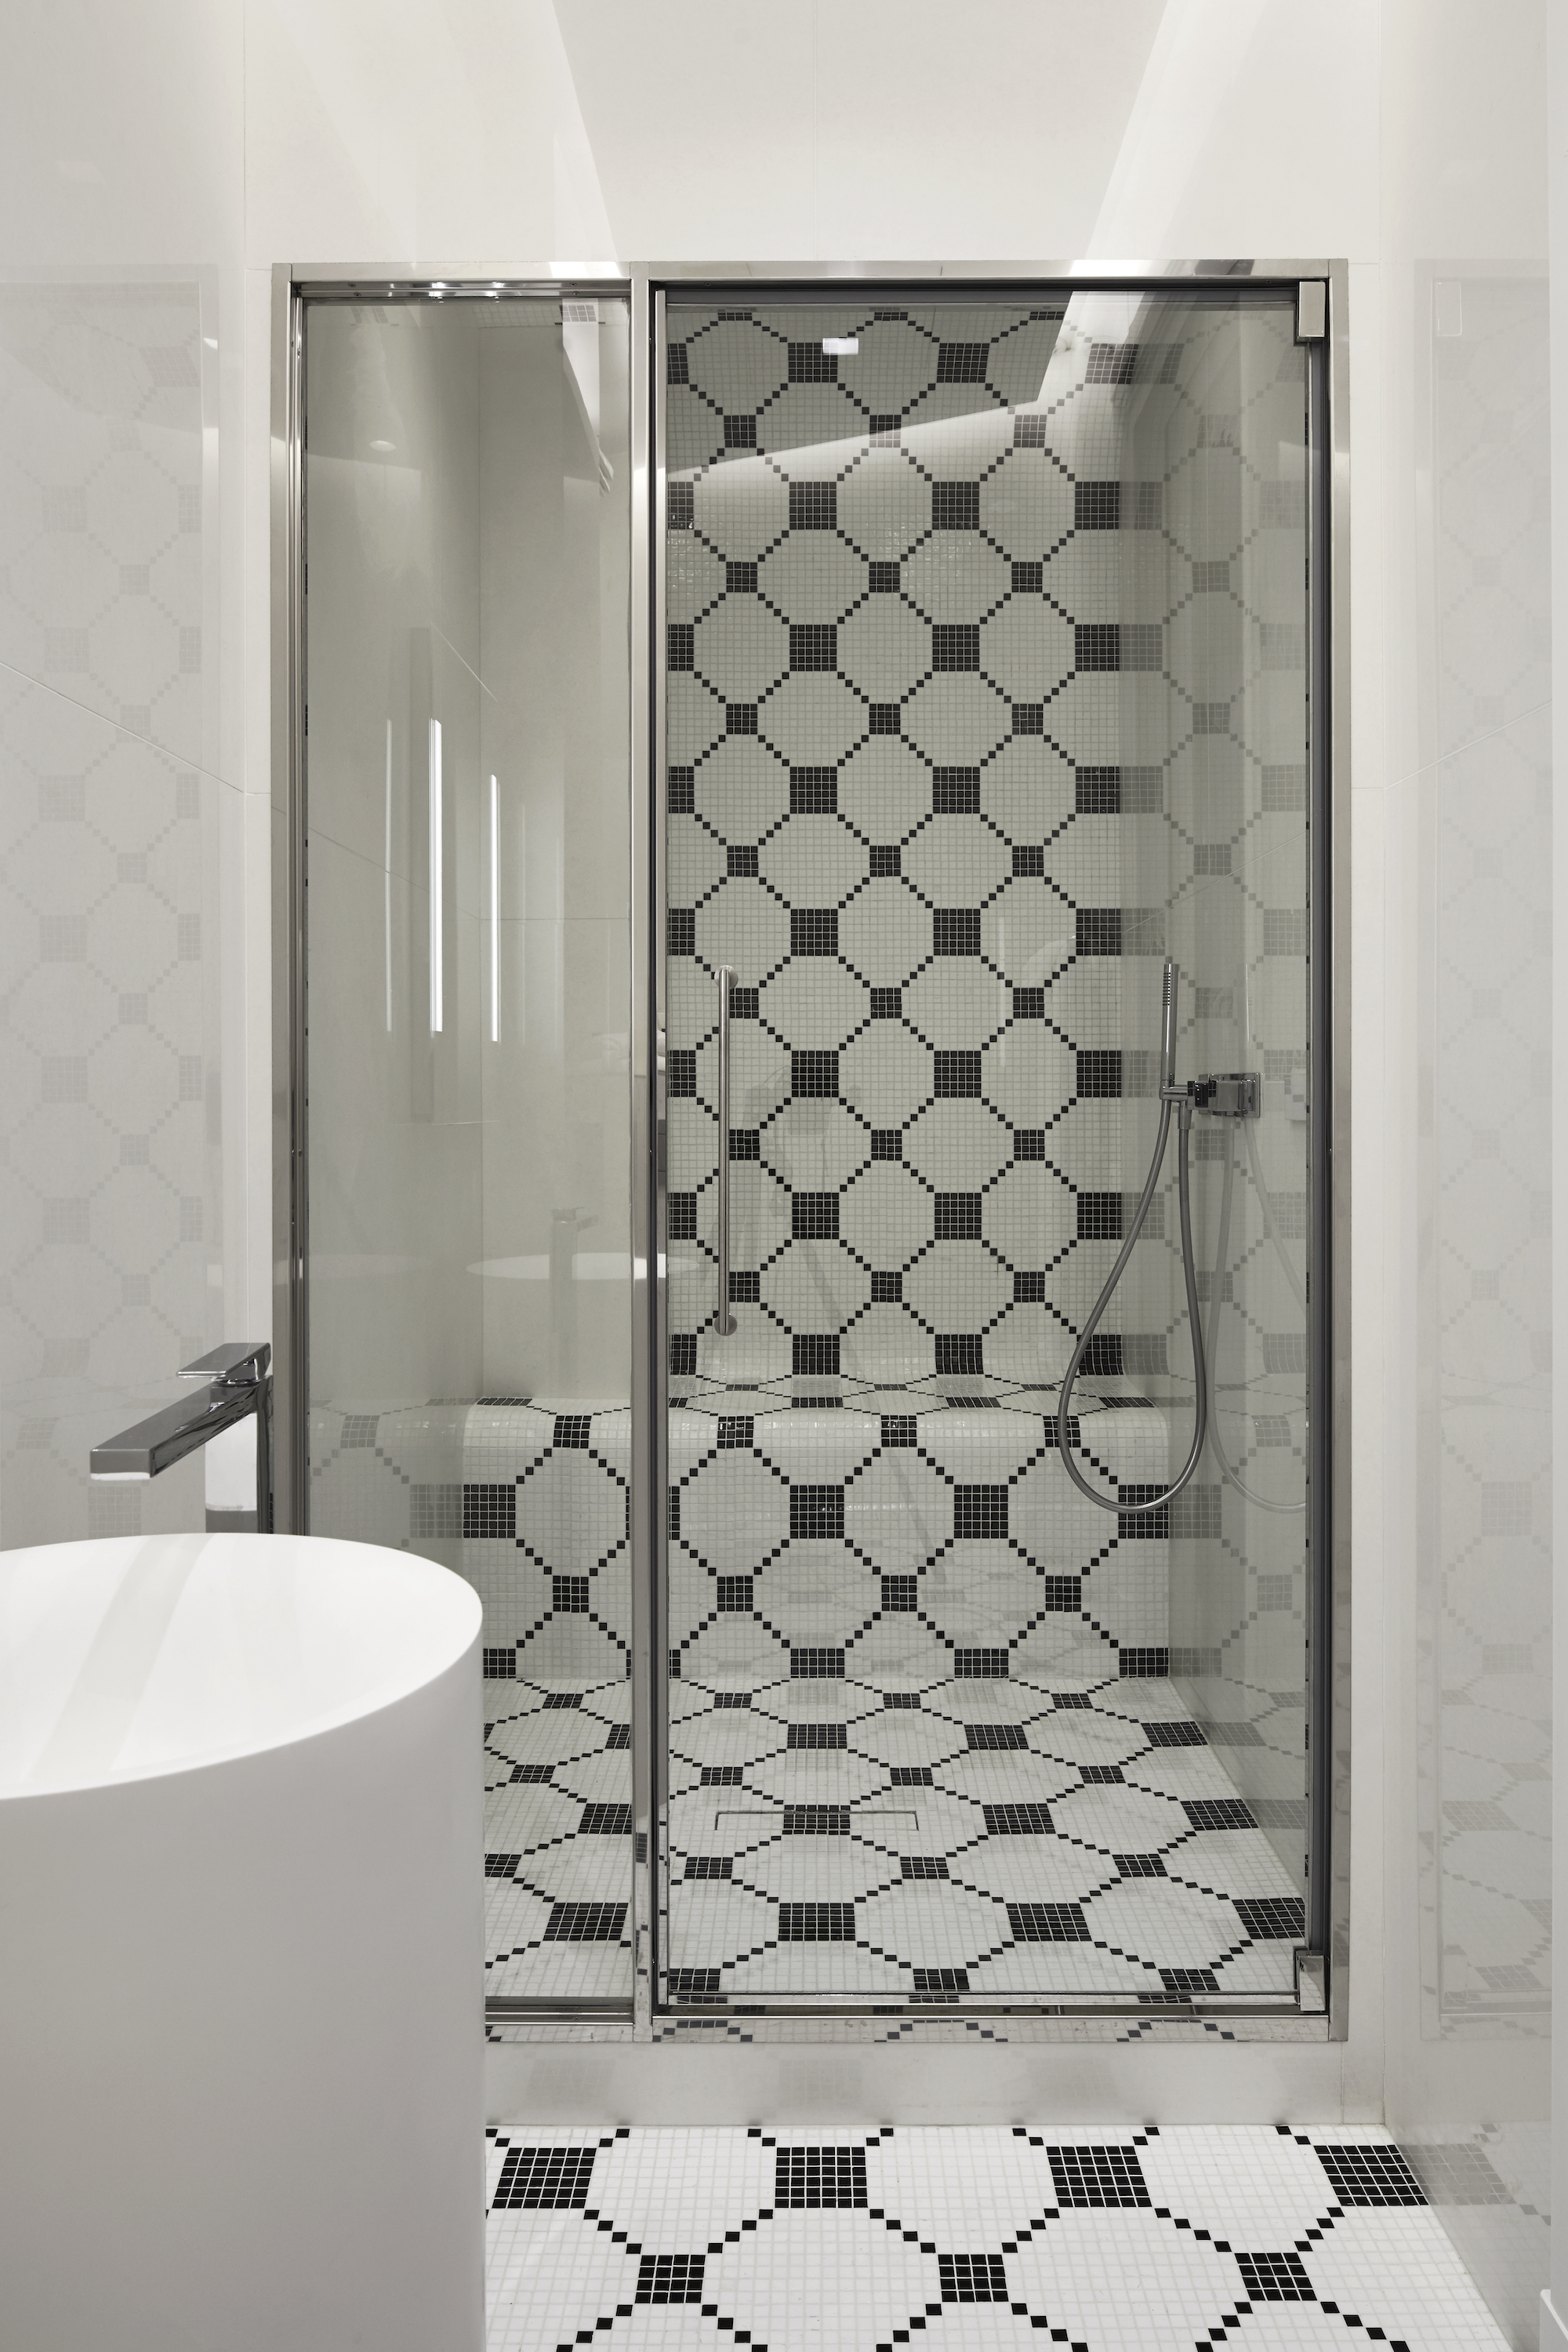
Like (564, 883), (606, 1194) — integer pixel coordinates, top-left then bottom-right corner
(661, 290), (1312, 2005)
(303, 294), (633, 2004)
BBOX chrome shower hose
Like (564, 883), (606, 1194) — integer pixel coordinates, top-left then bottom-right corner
(1056, 960), (1210, 1516)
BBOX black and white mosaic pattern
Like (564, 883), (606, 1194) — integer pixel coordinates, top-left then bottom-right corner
(461, 1392), (1292, 2004)
(662, 292), (1309, 1405)
(664, 1664), (1301, 2002)
(484, 1671), (633, 2003)
(466, 1403), (635, 2002)
(485, 2125), (1509, 2350)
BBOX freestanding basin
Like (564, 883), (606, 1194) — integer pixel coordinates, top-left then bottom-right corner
(0, 1533), (484, 2352)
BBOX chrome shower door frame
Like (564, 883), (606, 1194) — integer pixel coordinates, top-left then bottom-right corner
(271, 258), (1351, 2042)
(270, 269), (649, 2027)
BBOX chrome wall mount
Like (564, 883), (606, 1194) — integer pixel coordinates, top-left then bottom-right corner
(89, 1342), (273, 1528)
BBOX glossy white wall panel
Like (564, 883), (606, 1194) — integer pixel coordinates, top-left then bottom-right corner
(0, 0), (256, 1546)
(556, 0), (1372, 269)
(1085, 0), (1378, 264)
(551, 0), (818, 260)
(1381, 0), (1548, 264)
(813, 0), (1167, 261)
(244, 0), (414, 269)
(1371, 8), (1553, 2336)
(0, 666), (235, 1543)
(0, 4), (243, 267)
(245, 0), (613, 267)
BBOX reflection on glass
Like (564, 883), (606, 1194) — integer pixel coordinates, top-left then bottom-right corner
(303, 296), (633, 2005)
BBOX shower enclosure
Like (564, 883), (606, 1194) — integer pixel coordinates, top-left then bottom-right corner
(274, 268), (1341, 2029)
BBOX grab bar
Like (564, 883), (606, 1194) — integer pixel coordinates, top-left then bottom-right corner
(715, 964), (735, 1336)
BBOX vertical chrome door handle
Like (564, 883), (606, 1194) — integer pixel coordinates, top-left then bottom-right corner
(715, 964), (735, 1337)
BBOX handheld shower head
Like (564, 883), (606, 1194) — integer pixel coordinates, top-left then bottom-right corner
(1160, 958), (1179, 1092)
(1057, 950), (1210, 1515)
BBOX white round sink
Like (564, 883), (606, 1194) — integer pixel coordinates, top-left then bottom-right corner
(0, 1530), (478, 1791)
(0, 1534), (485, 2352)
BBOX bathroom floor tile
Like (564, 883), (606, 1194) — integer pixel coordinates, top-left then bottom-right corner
(484, 2125), (1511, 2350)
(485, 1675), (633, 2002)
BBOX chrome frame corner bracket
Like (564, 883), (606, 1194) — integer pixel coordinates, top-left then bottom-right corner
(270, 267), (307, 1535)
(630, 269), (657, 2040)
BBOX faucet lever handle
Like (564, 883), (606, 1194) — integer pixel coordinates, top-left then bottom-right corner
(178, 1340), (271, 1387)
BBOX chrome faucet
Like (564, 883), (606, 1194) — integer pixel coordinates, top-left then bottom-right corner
(90, 1341), (272, 1530)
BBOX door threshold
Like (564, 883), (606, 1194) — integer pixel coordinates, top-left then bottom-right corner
(658, 1994), (1303, 2023)
(486, 1997), (633, 2024)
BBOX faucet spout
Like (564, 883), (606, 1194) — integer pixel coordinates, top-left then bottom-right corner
(91, 1341), (272, 1527)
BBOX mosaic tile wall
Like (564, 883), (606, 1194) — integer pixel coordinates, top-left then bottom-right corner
(660, 292), (1313, 1878)
(667, 298), (1137, 1392)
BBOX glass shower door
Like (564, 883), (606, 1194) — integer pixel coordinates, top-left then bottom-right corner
(301, 290), (634, 2009)
(659, 289), (1316, 2009)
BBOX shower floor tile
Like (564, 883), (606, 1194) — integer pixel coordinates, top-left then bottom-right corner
(484, 2125), (1509, 2350)
(485, 1675), (633, 2002)
(666, 1671), (1303, 2002)
(483, 1670), (1304, 2007)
